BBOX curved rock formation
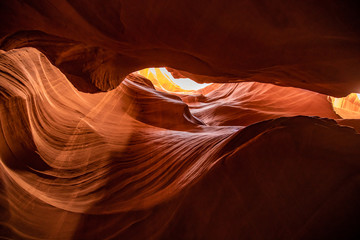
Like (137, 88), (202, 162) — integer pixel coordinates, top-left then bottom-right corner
(1, 48), (360, 239)
(1, 0), (359, 95)
(1, 1), (360, 239)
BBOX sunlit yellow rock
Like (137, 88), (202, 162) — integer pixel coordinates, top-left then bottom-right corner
(330, 93), (360, 119)
(138, 68), (211, 93)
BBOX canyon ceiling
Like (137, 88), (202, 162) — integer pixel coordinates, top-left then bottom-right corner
(0, 1), (360, 239)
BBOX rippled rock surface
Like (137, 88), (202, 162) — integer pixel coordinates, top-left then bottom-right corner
(1, 48), (360, 239)
(1, 1), (359, 96)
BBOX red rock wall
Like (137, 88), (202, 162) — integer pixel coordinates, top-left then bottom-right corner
(1, 0), (359, 95)
(0, 48), (360, 239)
(1, 1), (360, 239)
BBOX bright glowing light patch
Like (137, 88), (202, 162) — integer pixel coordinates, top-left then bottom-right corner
(330, 93), (360, 119)
(138, 67), (211, 92)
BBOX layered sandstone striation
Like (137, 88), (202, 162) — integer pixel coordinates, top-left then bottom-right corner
(0, 48), (360, 239)
(1, 1), (360, 239)
(1, 0), (359, 95)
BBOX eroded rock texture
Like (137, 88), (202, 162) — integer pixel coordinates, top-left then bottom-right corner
(0, 1), (360, 240)
(1, 47), (360, 240)
(1, 0), (360, 95)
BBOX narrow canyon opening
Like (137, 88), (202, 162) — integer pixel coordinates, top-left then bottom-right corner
(138, 67), (212, 93)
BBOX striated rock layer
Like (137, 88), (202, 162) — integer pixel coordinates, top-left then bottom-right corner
(1, 48), (360, 239)
(1, 1), (360, 239)
(1, 1), (360, 96)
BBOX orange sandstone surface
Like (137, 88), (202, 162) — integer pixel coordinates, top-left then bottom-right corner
(0, 1), (360, 239)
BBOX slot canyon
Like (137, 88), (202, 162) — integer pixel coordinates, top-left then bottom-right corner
(1, 1), (360, 239)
